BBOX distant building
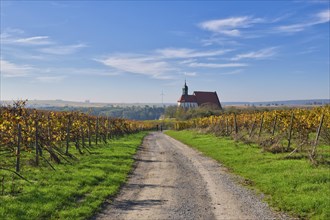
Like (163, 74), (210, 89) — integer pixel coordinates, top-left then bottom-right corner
(177, 81), (222, 109)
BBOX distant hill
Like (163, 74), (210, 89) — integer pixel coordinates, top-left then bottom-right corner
(0, 100), (172, 108)
(222, 99), (330, 107)
(1, 99), (329, 108)
(0, 100), (168, 120)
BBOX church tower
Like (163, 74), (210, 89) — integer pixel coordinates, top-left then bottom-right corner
(177, 80), (222, 109)
(182, 80), (188, 95)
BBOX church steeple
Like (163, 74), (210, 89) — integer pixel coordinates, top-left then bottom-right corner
(182, 80), (188, 95)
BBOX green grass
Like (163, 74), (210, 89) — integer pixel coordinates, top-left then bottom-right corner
(0, 132), (147, 220)
(166, 130), (330, 220)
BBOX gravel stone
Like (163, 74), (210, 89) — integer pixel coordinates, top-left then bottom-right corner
(94, 132), (291, 220)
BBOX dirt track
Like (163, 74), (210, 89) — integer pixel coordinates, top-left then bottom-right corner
(95, 132), (287, 220)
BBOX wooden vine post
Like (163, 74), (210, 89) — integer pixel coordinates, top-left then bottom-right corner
(226, 117), (229, 136)
(108, 119), (112, 139)
(47, 114), (52, 153)
(95, 117), (99, 145)
(258, 115), (264, 137)
(88, 118), (91, 147)
(311, 114), (324, 158)
(15, 105), (23, 173)
(16, 123), (22, 172)
(35, 117), (39, 166)
(107, 117), (110, 140)
(81, 127), (85, 148)
(249, 118), (256, 137)
(272, 115), (277, 136)
(287, 112), (294, 150)
(65, 116), (71, 154)
(221, 117), (223, 134)
(103, 119), (108, 143)
(219, 118), (223, 135)
(234, 114), (238, 135)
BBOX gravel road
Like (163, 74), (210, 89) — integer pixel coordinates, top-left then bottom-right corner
(94, 132), (288, 220)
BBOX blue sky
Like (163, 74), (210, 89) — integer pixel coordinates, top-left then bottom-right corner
(1, 0), (329, 103)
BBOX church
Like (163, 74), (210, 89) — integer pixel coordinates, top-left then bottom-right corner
(177, 81), (222, 109)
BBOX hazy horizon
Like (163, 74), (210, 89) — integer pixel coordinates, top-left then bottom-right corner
(1, 1), (329, 103)
(2, 98), (329, 105)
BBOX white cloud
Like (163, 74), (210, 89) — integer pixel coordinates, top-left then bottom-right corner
(97, 55), (175, 79)
(0, 57), (120, 81)
(156, 48), (232, 58)
(316, 9), (330, 23)
(35, 76), (66, 83)
(276, 9), (330, 33)
(271, 13), (295, 23)
(276, 23), (306, 33)
(0, 28), (25, 40)
(1, 32), (53, 45)
(1, 30), (86, 58)
(298, 46), (319, 55)
(231, 47), (277, 61)
(2, 28), (25, 34)
(180, 59), (197, 64)
(0, 59), (33, 77)
(184, 72), (197, 76)
(220, 69), (243, 75)
(2, 47), (50, 60)
(57, 67), (120, 76)
(201, 37), (240, 47)
(15, 36), (53, 45)
(39, 43), (87, 55)
(97, 47), (233, 79)
(199, 16), (264, 36)
(188, 62), (247, 68)
(34, 67), (121, 78)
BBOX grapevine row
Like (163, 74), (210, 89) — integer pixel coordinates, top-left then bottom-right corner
(0, 101), (155, 174)
(174, 106), (329, 161)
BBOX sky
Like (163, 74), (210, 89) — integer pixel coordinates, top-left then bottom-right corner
(0, 0), (329, 103)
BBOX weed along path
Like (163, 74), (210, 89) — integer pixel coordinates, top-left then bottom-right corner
(95, 132), (285, 220)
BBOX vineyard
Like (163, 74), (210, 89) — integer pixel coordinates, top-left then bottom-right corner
(174, 106), (330, 164)
(0, 101), (155, 186)
(1, 103), (329, 219)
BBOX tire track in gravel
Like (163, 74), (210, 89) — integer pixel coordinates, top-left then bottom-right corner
(94, 132), (288, 220)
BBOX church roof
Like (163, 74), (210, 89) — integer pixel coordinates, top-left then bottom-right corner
(193, 91), (221, 107)
(178, 95), (197, 103)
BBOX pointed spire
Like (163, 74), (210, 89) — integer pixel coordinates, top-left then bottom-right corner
(182, 79), (188, 95)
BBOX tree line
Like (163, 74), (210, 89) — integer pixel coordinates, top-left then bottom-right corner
(39, 105), (165, 120)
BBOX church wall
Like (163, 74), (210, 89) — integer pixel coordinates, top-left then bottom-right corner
(177, 102), (198, 108)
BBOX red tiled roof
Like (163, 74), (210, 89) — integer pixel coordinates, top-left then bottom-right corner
(193, 91), (221, 107)
(178, 95), (197, 103)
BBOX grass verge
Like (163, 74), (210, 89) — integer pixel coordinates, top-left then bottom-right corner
(0, 132), (147, 220)
(165, 130), (330, 220)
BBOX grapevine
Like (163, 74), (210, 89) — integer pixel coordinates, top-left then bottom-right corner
(0, 101), (155, 176)
(174, 106), (330, 162)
